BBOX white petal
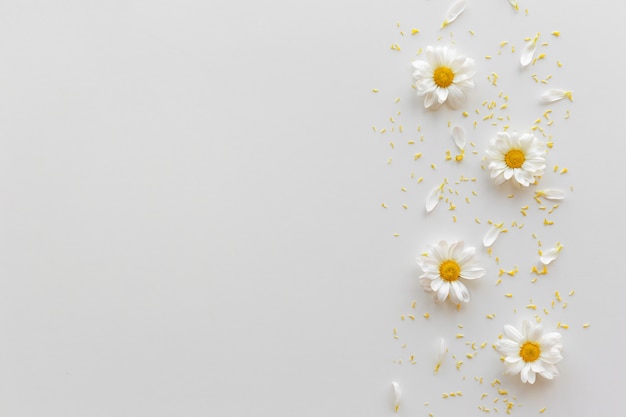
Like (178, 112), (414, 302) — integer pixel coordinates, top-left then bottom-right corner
(520, 35), (539, 67)
(425, 185), (443, 212)
(434, 337), (447, 373)
(437, 281), (450, 302)
(423, 91), (437, 109)
(391, 381), (401, 412)
(483, 224), (502, 247)
(497, 339), (521, 356)
(540, 243), (564, 265)
(541, 89), (573, 103)
(452, 125), (466, 150)
(441, 0), (466, 28)
(537, 189), (566, 200)
(503, 324), (523, 343)
(451, 281), (470, 303)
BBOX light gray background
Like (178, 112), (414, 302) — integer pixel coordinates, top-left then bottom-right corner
(0, 0), (624, 415)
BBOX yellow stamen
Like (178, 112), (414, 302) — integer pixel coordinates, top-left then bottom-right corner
(439, 260), (461, 282)
(433, 66), (455, 88)
(504, 149), (525, 168)
(519, 341), (541, 362)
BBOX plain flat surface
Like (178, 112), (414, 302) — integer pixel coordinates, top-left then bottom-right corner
(0, 0), (624, 415)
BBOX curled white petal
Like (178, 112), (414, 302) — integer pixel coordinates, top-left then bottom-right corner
(434, 338), (448, 373)
(391, 381), (401, 412)
(508, 0), (519, 12)
(541, 89), (574, 103)
(426, 185), (443, 212)
(452, 125), (466, 150)
(536, 189), (566, 200)
(540, 243), (564, 265)
(441, 0), (466, 28)
(521, 34), (539, 67)
(483, 224), (503, 247)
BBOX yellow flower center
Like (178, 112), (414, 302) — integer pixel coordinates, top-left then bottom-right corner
(504, 149), (525, 169)
(433, 66), (455, 88)
(439, 260), (461, 282)
(519, 341), (541, 362)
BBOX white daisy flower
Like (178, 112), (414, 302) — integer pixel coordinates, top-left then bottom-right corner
(495, 320), (563, 384)
(486, 131), (546, 187)
(412, 46), (475, 110)
(416, 240), (486, 304)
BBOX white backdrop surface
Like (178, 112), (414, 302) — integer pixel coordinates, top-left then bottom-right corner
(0, 0), (624, 416)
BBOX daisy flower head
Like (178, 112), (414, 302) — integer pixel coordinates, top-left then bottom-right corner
(412, 45), (475, 110)
(485, 131), (546, 187)
(416, 240), (486, 304)
(495, 320), (563, 384)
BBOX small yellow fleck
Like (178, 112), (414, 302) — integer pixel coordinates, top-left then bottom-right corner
(498, 389), (508, 395)
(418, 177), (424, 184)
(456, 334), (464, 339)
(544, 218), (554, 226)
(371, 88), (379, 93)
(401, 187), (407, 192)
(557, 60), (563, 67)
(424, 312), (430, 319)
(561, 168), (568, 174)
(381, 203), (387, 208)
(540, 407), (547, 413)
(408, 314), (415, 320)
(393, 233), (400, 237)
(431, 164), (436, 170)
(414, 153), (422, 160)
(411, 28), (420, 35)
(485, 55), (492, 60)
(411, 300), (416, 308)
(583, 323), (590, 328)
(505, 293), (513, 298)
(462, 111), (469, 117)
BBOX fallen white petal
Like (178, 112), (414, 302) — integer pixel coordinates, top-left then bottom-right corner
(541, 89), (574, 103)
(391, 381), (401, 412)
(434, 338), (448, 373)
(483, 225), (502, 247)
(442, 0), (466, 28)
(520, 35), (539, 67)
(426, 185), (443, 212)
(508, 0), (519, 12)
(452, 125), (466, 150)
(540, 243), (564, 265)
(537, 189), (566, 200)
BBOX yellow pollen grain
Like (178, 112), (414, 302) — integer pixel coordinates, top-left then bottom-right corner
(424, 312), (430, 319)
(381, 203), (387, 208)
(583, 323), (590, 328)
(411, 28), (420, 35)
(505, 293), (513, 298)
(414, 153), (422, 160)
